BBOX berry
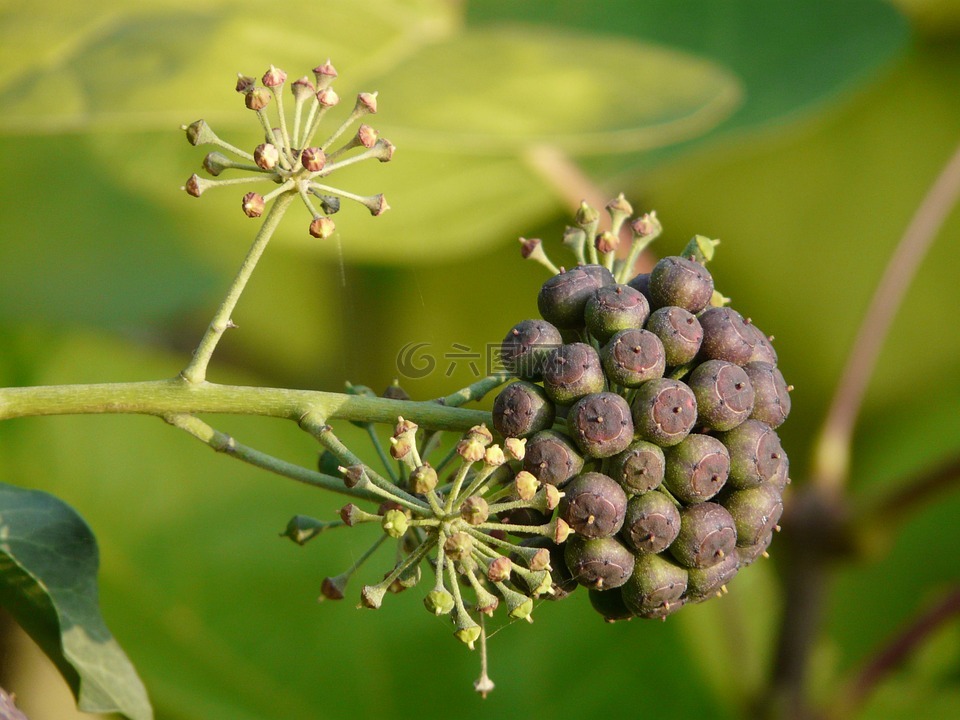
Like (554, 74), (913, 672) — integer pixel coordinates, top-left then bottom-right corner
(559, 472), (628, 539)
(626, 272), (650, 297)
(742, 321), (778, 365)
(492, 381), (556, 439)
(698, 307), (756, 365)
(542, 342), (605, 405)
(737, 532), (774, 567)
(663, 434), (730, 504)
(620, 490), (682, 554)
(721, 483), (784, 547)
(669, 502), (738, 569)
(644, 306), (703, 367)
(687, 359), (755, 431)
(522, 430), (584, 487)
(621, 552), (688, 617)
(600, 329), (666, 387)
(589, 588), (635, 622)
(743, 361), (792, 428)
(564, 535), (635, 590)
(584, 284), (650, 342)
(567, 392), (634, 458)
(648, 256), (714, 313)
(500, 319), (563, 381)
(607, 440), (666, 495)
(716, 419), (787, 489)
(630, 378), (698, 447)
(685, 551), (739, 603)
(537, 265), (614, 329)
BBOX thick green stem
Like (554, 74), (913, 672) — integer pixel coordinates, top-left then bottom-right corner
(0, 378), (490, 431)
(181, 192), (297, 384)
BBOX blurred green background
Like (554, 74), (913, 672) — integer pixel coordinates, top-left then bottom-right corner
(1, 0), (959, 718)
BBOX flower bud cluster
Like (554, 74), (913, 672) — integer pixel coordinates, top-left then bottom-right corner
(302, 411), (572, 653)
(182, 62), (393, 235)
(492, 199), (793, 621)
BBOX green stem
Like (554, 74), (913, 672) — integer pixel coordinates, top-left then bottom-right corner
(181, 191), (297, 384)
(0, 378), (491, 431)
(164, 412), (379, 502)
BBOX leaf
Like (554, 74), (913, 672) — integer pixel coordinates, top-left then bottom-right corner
(0, 482), (152, 720)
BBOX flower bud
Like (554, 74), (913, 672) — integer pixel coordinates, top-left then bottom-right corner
(381, 508), (408, 538)
(202, 151), (231, 176)
(487, 556), (513, 583)
(317, 87), (339, 107)
(504, 437), (527, 461)
(254, 143), (280, 170)
(410, 464), (438, 494)
(241, 192), (265, 218)
(443, 532), (473, 561)
(424, 589), (454, 615)
(262, 65), (287, 88)
(357, 91), (378, 114)
(514, 470), (541, 501)
(301, 147), (326, 172)
(460, 496), (490, 526)
(291, 76), (315, 101)
(309, 216), (336, 239)
(245, 87), (271, 111)
(313, 60), (338, 88)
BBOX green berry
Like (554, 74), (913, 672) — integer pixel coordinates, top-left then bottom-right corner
(607, 440), (666, 495)
(560, 472), (628, 539)
(716, 419), (787, 489)
(589, 588), (635, 622)
(687, 359), (755, 431)
(600, 329), (666, 387)
(501, 319), (563, 381)
(542, 342), (606, 405)
(649, 256), (714, 313)
(669, 502), (738, 569)
(630, 378), (698, 447)
(564, 535), (635, 590)
(685, 551), (739, 603)
(663, 433), (730, 504)
(721, 483), (783, 547)
(537, 264), (614, 329)
(492, 381), (556, 439)
(621, 552), (688, 617)
(620, 490), (682, 554)
(584, 284), (650, 342)
(522, 430), (584, 487)
(644, 306), (703, 367)
(737, 532), (773, 567)
(567, 392), (634, 459)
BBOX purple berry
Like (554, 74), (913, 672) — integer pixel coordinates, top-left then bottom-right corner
(542, 342), (605, 405)
(687, 359), (755, 431)
(620, 490), (682, 554)
(644, 306), (703, 367)
(630, 378), (698, 447)
(649, 256), (714, 313)
(559, 472), (628, 539)
(669, 502), (738, 569)
(600, 328), (666, 387)
(567, 392), (635, 459)
(663, 433), (730, 504)
(500, 319), (563, 381)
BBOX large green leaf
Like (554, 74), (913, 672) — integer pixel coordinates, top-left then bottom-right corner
(0, 482), (152, 719)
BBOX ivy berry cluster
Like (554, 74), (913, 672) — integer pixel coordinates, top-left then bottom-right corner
(492, 197), (793, 621)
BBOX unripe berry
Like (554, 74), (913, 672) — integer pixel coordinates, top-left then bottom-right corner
(644, 306), (703, 367)
(589, 588), (635, 622)
(621, 552), (688, 617)
(522, 430), (584, 487)
(698, 307), (756, 365)
(626, 272), (650, 297)
(648, 256), (714, 313)
(743, 361), (792, 428)
(537, 265), (614, 329)
(669, 502), (738, 569)
(559, 472), (627, 539)
(607, 440), (666, 495)
(492, 381), (555, 439)
(663, 433), (730, 504)
(564, 535), (635, 590)
(584, 284), (650, 342)
(542, 342), (605, 405)
(567, 392), (634, 459)
(737, 532), (774, 567)
(500, 319), (563, 381)
(600, 329), (666, 387)
(687, 359), (755, 432)
(721, 483), (783, 547)
(742, 320), (778, 365)
(630, 378), (698, 447)
(620, 490), (682, 554)
(685, 551), (739, 603)
(716, 419), (787, 489)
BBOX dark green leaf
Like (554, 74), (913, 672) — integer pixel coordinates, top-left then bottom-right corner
(0, 482), (152, 720)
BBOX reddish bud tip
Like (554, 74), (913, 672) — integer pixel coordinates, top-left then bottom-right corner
(356, 124), (378, 148)
(357, 92), (378, 114)
(241, 192), (265, 218)
(254, 143), (280, 171)
(235, 74), (256, 94)
(317, 88), (340, 107)
(262, 65), (287, 88)
(301, 147), (327, 172)
(309, 216), (336, 239)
